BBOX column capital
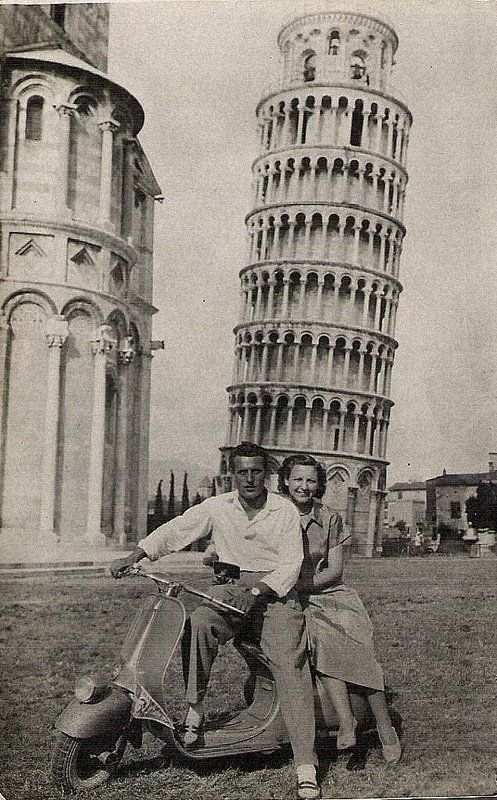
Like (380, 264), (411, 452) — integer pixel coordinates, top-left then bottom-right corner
(91, 324), (117, 356)
(98, 118), (121, 134)
(55, 102), (77, 117)
(46, 315), (69, 348)
(118, 335), (136, 364)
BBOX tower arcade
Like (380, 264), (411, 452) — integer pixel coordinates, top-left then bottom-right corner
(220, 11), (412, 555)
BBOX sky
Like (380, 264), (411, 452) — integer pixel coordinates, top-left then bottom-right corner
(108, 0), (497, 489)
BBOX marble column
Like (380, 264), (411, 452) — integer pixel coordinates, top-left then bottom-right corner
(98, 119), (120, 225)
(55, 103), (77, 214)
(39, 316), (69, 539)
(86, 325), (116, 545)
(114, 338), (134, 545)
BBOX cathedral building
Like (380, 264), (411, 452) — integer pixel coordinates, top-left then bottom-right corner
(220, 11), (412, 555)
(0, 4), (161, 551)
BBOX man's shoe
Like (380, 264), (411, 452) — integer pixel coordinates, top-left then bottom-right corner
(177, 716), (204, 750)
(378, 725), (402, 764)
(297, 779), (321, 800)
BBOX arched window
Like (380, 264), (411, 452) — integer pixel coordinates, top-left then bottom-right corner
(303, 52), (317, 82)
(328, 30), (340, 56)
(350, 52), (366, 81)
(25, 96), (44, 141)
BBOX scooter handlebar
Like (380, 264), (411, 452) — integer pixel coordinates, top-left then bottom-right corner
(126, 565), (245, 616)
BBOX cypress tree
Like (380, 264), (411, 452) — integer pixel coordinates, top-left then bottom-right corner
(167, 471), (176, 520)
(181, 471), (190, 513)
(154, 479), (165, 524)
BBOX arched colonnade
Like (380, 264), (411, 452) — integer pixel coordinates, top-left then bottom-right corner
(257, 92), (410, 165)
(247, 209), (403, 277)
(227, 389), (390, 459)
(253, 154), (406, 219)
(233, 330), (394, 396)
(0, 289), (145, 542)
(239, 268), (400, 336)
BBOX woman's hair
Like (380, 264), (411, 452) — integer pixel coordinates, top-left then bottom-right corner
(278, 454), (327, 498)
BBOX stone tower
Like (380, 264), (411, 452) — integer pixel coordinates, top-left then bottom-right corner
(220, 11), (411, 555)
(0, 4), (161, 553)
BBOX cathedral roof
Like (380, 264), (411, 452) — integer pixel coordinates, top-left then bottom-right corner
(5, 46), (145, 134)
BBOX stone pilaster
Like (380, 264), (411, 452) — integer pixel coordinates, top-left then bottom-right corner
(98, 119), (120, 226)
(39, 315), (69, 540)
(86, 324), (117, 545)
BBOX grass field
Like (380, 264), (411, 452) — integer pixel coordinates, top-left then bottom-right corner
(1, 557), (496, 800)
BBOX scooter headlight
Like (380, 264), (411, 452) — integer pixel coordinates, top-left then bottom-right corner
(74, 676), (98, 703)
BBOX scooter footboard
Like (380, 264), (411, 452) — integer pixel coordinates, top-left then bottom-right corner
(55, 687), (133, 739)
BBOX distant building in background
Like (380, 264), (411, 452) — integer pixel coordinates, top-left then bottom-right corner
(0, 3), (161, 552)
(220, 9), (412, 556)
(387, 480), (426, 533)
(426, 456), (497, 535)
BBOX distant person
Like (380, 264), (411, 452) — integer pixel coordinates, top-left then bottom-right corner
(279, 453), (402, 764)
(111, 442), (320, 800)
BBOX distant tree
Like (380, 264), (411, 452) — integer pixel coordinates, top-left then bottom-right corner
(181, 472), (190, 513)
(154, 479), (165, 524)
(466, 482), (497, 531)
(211, 477), (217, 497)
(167, 471), (176, 520)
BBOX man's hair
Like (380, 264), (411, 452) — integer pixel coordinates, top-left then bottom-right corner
(277, 454), (327, 499)
(228, 441), (269, 471)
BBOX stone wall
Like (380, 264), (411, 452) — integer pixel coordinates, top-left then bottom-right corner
(0, 4), (109, 72)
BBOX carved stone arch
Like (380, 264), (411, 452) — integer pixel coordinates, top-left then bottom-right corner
(10, 73), (56, 103)
(61, 297), (103, 327)
(294, 393), (308, 409)
(311, 394), (325, 406)
(2, 288), (56, 320)
(106, 309), (128, 340)
(357, 467), (375, 492)
(300, 330), (315, 344)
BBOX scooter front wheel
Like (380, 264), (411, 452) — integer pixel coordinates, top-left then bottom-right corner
(51, 732), (125, 792)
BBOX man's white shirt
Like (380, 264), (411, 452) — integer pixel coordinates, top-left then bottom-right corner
(138, 491), (303, 597)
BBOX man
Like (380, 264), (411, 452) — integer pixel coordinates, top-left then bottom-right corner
(110, 442), (320, 800)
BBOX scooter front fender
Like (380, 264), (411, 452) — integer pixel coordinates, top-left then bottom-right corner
(55, 686), (132, 740)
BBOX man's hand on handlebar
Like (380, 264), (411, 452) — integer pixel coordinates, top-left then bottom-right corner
(109, 547), (146, 579)
(229, 589), (259, 615)
(229, 581), (277, 615)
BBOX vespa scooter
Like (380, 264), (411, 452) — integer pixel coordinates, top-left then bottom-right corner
(51, 566), (380, 792)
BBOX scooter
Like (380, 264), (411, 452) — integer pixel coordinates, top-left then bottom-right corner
(51, 565), (383, 792)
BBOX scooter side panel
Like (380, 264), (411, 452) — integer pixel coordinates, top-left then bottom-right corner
(120, 594), (158, 663)
(55, 687), (132, 739)
(133, 595), (186, 728)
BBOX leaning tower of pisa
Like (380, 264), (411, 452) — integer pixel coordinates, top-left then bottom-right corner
(220, 11), (412, 556)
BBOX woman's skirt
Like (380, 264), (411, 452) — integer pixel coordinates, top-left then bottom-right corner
(304, 584), (384, 691)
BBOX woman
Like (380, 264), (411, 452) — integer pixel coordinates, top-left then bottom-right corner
(279, 454), (401, 764)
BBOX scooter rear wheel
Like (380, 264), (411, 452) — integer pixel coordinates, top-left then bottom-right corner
(51, 732), (125, 792)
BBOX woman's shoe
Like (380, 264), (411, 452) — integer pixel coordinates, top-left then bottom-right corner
(337, 718), (357, 751)
(378, 725), (402, 764)
(177, 715), (204, 750)
(296, 779), (321, 800)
